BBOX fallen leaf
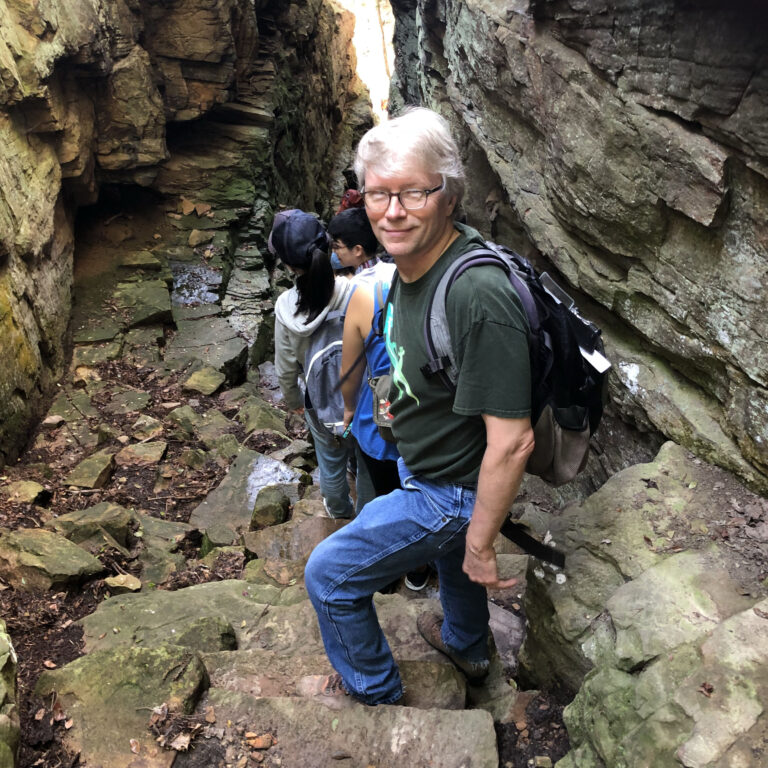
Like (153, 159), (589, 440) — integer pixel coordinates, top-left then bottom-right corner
(34, 708), (45, 721)
(52, 700), (66, 722)
(170, 733), (191, 751)
(130, 739), (140, 754)
(43, 660), (57, 669)
(697, 682), (714, 697)
(64, 719), (74, 730)
(204, 706), (216, 724)
(148, 703), (168, 727)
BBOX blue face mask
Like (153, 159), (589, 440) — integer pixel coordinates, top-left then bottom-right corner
(330, 252), (345, 270)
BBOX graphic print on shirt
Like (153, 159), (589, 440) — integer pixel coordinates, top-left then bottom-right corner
(384, 302), (420, 406)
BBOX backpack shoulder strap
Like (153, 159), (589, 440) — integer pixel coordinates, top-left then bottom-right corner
(422, 245), (536, 390)
(373, 271), (398, 338)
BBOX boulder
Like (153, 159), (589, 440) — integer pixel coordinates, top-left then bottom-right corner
(188, 450), (306, 537)
(164, 316), (248, 385)
(35, 645), (207, 768)
(200, 689), (498, 768)
(113, 279), (173, 328)
(46, 501), (136, 551)
(0, 620), (19, 768)
(115, 441), (168, 467)
(182, 365), (226, 396)
(131, 414), (164, 440)
(135, 514), (192, 586)
(0, 528), (103, 591)
(243, 516), (346, 561)
(79, 580), (292, 654)
(249, 485), (291, 530)
(63, 450), (115, 489)
(517, 442), (768, 765)
(1, 480), (46, 504)
(104, 573), (142, 594)
(202, 649), (465, 711)
(236, 395), (286, 434)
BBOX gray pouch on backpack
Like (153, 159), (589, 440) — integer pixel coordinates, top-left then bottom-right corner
(368, 374), (397, 443)
(527, 404), (590, 486)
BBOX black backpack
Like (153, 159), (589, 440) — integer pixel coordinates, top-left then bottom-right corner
(422, 243), (609, 486)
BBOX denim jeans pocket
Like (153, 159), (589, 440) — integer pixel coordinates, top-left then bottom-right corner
(400, 474), (465, 533)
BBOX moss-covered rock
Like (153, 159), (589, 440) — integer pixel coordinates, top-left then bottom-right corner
(35, 644), (207, 768)
(0, 528), (103, 591)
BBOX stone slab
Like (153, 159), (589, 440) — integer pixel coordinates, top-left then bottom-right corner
(188, 450), (305, 536)
(201, 689), (498, 768)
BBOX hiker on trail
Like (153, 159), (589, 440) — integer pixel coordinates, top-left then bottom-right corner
(269, 209), (356, 520)
(304, 107), (535, 705)
(305, 109), (533, 704)
(330, 208), (431, 592)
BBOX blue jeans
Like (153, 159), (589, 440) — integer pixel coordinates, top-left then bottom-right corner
(305, 408), (354, 519)
(353, 442), (376, 514)
(305, 459), (489, 705)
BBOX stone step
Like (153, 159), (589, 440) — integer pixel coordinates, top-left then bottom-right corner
(181, 688), (499, 768)
(202, 649), (466, 710)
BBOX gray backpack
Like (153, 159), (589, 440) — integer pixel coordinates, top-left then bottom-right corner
(303, 301), (351, 436)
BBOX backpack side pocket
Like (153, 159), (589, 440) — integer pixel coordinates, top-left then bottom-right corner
(369, 374), (397, 443)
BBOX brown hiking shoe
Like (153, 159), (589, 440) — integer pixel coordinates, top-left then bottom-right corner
(297, 673), (353, 710)
(417, 611), (490, 684)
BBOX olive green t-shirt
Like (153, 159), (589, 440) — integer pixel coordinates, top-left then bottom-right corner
(385, 223), (531, 483)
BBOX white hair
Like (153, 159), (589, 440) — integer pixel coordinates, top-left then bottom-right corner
(354, 107), (465, 205)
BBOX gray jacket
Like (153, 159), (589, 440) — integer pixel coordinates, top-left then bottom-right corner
(274, 277), (354, 410)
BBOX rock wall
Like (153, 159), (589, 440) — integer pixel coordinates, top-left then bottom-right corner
(0, 620), (19, 767)
(389, 0), (768, 493)
(0, 0), (368, 466)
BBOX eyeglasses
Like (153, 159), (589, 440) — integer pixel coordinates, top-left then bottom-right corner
(361, 178), (445, 212)
(331, 241), (348, 251)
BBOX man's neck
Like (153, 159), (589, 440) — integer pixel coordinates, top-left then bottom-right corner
(396, 226), (460, 283)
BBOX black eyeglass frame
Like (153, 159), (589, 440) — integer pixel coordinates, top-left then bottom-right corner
(360, 177), (446, 211)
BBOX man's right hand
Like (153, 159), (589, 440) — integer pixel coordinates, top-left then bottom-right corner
(462, 540), (517, 590)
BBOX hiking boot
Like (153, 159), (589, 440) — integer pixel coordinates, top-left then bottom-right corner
(416, 611), (490, 684)
(298, 673), (403, 708)
(298, 673), (353, 710)
(404, 567), (429, 591)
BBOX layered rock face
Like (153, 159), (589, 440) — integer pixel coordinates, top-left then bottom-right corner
(389, 0), (768, 492)
(0, 0), (367, 465)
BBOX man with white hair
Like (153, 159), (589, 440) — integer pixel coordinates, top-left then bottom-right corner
(305, 107), (534, 706)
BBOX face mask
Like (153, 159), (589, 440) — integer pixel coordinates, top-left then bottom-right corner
(330, 252), (344, 270)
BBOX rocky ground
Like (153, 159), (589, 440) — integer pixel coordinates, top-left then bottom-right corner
(0, 200), (570, 768)
(0, 360), (570, 768)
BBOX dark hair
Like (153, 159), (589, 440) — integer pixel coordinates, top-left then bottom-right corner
(268, 209), (335, 323)
(294, 247), (335, 323)
(327, 208), (378, 257)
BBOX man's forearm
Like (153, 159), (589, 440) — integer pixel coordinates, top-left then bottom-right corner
(465, 441), (529, 556)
